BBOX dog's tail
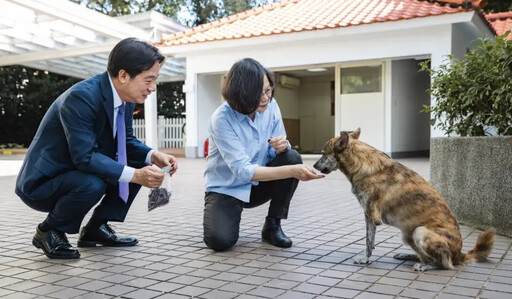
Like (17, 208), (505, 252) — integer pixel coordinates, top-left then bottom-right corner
(463, 229), (495, 264)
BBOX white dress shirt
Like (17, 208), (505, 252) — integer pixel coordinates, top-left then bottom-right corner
(108, 75), (154, 183)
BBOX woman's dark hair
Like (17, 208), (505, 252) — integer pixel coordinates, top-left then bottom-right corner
(222, 58), (274, 115)
(107, 37), (165, 78)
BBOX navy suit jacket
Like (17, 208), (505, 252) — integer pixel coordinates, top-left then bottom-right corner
(16, 72), (151, 200)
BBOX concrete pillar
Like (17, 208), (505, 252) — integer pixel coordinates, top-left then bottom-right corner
(144, 92), (159, 150)
(384, 60), (392, 154)
(184, 74), (198, 158)
(430, 51), (450, 138)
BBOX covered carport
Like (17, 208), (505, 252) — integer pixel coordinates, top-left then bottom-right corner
(0, 0), (188, 149)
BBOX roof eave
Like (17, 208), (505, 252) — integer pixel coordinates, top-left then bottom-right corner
(160, 11), (478, 57)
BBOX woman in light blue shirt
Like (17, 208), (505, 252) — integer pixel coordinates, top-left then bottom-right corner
(203, 58), (324, 251)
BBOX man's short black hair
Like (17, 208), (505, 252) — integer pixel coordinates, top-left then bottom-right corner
(222, 58), (274, 115)
(107, 37), (165, 78)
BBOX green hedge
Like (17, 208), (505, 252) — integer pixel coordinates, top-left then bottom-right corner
(422, 32), (512, 136)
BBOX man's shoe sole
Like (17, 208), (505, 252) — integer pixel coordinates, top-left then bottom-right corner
(77, 240), (138, 247)
(32, 238), (80, 259)
(262, 237), (292, 248)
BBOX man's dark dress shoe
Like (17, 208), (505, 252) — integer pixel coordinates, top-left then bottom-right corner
(32, 228), (80, 259)
(77, 224), (138, 247)
(261, 217), (293, 248)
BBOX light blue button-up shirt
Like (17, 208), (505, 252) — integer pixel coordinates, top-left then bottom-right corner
(204, 100), (289, 203)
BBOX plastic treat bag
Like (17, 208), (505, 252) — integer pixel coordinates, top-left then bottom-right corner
(148, 164), (173, 211)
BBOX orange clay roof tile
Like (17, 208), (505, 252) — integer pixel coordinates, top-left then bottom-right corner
(160, 0), (488, 47)
(485, 12), (512, 38)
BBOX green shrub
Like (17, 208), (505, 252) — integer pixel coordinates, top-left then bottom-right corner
(0, 143), (23, 149)
(421, 32), (512, 136)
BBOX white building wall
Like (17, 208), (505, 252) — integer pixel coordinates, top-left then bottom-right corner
(183, 24), (453, 76)
(184, 54), (225, 158)
(452, 14), (495, 60)
(180, 15), (484, 157)
(391, 59), (431, 155)
(196, 73), (223, 157)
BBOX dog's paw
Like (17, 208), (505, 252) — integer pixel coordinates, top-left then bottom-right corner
(394, 253), (419, 261)
(412, 263), (435, 272)
(353, 255), (370, 264)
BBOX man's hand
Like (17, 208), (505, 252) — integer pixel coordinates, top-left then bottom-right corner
(131, 166), (165, 188)
(151, 151), (178, 175)
(290, 164), (325, 181)
(268, 136), (289, 154)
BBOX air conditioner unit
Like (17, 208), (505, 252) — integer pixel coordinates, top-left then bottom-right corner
(279, 74), (301, 88)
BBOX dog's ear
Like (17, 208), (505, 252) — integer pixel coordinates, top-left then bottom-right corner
(350, 127), (361, 140)
(334, 132), (349, 153)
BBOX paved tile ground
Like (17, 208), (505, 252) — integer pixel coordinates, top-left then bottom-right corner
(0, 157), (511, 298)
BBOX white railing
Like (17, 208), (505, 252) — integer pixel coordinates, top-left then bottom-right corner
(133, 116), (185, 148)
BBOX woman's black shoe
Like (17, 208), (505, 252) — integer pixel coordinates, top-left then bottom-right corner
(261, 217), (293, 248)
(32, 228), (80, 259)
(77, 224), (138, 247)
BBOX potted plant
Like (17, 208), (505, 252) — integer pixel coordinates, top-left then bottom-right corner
(421, 32), (512, 237)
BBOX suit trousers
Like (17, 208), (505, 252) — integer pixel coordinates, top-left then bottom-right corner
(18, 166), (143, 234)
(203, 149), (302, 251)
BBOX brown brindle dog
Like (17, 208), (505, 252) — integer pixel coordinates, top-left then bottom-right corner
(313, 128), (495, 271)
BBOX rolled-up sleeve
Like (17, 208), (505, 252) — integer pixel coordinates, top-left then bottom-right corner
(267, 101), (288, 159)
(211, 115), (259, 183)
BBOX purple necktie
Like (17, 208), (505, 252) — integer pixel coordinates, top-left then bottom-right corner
(117, 103), (129, 203)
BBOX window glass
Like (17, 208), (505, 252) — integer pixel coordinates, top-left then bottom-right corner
(341, 65), (382, 94)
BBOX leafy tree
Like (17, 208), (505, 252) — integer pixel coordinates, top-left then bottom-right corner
(133, 81), (186, 119)
(421, 32), (512, 136)
(69, 0), (185, 17)
(0, 67), (79, 146)
(70, 0), (277, 120)
(71, 0), (276, 26)
(184, 0), (223, 26)
(483, 0), (512, 13)
(156, 82), (186, 118)
(220, 0), (275, 22)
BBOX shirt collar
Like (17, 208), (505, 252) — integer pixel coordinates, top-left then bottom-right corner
(225, 102), (246, 122)
(108, 74), (123, 108)
(226, 102), (266, 123)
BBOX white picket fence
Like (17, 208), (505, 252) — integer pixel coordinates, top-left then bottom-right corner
(133, 116), (185, 148)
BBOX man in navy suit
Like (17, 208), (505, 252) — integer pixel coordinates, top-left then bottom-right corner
(15, 38), (178, 259)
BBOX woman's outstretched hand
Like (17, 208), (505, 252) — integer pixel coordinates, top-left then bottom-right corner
(290, 164), (325, 181)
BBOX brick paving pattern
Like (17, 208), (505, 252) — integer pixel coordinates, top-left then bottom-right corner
(0, 157), (511, 298)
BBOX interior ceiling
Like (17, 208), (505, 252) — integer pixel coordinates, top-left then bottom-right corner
(279, 67), (335, 78)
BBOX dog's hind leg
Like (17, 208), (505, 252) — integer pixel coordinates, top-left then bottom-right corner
(353, 215), (376, 264)
(410, 226), (454, 271)
(393, 237), (420, 261)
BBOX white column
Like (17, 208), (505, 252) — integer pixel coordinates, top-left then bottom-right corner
(429, 27), (452, 138)
(184, 74), (198, 158)
(144, 92), (159, 149)
(334, 64), (341, 137)
(384, 60), (392, 154)
(430, 51), (450, 138)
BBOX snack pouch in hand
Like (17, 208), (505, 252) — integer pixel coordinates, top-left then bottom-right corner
(148, 164), (172, 211)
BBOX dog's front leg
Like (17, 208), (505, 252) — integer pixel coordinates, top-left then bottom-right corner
(353, 214), (376, 264)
